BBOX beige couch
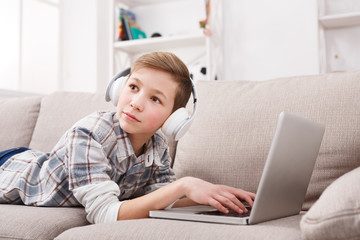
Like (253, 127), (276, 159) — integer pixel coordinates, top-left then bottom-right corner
(0, 71), (359, 240)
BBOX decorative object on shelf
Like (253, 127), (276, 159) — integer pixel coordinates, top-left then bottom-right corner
(151, 32), (162, 38)
(199, 0), (210, 29)
(189, 62), (207, 81)
(131, 27), (146, 39)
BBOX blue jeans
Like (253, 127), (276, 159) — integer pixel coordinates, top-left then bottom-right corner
(0, 147), (30, 167)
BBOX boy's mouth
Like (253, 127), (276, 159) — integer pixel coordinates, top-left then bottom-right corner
(123, 112), (140, 122)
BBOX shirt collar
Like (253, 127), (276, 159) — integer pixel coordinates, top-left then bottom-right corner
(142, 130), (168, 167)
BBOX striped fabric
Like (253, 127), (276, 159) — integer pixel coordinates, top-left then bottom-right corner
(0, 111), (175, 206)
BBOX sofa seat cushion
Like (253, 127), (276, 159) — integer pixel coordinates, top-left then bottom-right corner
(56, 214), (303, 240)
(174, 71), (360, 210)
(0, 205), (89, 240)
(0, 96), (41, 150)
(300, 167), (360, 240)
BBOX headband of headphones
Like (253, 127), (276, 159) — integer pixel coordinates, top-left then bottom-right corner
(105, 67), (197, 140)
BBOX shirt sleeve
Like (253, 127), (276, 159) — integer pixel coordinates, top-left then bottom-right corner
(65, 118), (122, 223)
(66, 126), (113, 190)
(73, 181), (125, 224)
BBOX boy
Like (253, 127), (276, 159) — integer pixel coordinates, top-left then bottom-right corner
(0, 52), (255, 224)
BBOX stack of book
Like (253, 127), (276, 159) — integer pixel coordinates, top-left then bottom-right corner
(118, 8), (147, 41)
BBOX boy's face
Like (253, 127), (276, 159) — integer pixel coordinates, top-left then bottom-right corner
(117, 67), (178, 138)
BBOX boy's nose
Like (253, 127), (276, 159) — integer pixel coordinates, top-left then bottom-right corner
(130, 102), (142, 111)
(130, 97), (144, 112)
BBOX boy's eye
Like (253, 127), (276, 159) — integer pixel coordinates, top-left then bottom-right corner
(129, 84), (138, 91)
(152, 97), (161, 104)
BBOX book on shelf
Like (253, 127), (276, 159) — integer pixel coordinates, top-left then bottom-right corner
(118, 8), (147, 41)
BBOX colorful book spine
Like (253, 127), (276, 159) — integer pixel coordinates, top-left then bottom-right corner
(118, 8), (146, 41)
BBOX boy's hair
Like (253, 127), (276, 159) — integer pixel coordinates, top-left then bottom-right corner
(130, 52), (192, 112)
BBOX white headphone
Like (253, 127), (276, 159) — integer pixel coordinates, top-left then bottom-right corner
(105, 67), (197, 140)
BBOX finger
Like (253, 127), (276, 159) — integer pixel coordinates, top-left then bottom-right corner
(216, 186), (256, 209)
(219, 192), (247, 214)
(247, 191), (256, 200)
(213, 193), (246, 214)
(208, 198), (229, 214)
(242, 195), (255, 208)
(245, 191), (256, 206)
(230, 189), (256, 208)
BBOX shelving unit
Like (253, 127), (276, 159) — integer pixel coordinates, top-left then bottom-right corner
(319, 12), (360, 29)
(113, 0), (171, 8)
(110, 0), (208, 80)
(317, 0), (360, 73)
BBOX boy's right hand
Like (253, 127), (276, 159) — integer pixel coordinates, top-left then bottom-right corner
(180, 176), (256, 214)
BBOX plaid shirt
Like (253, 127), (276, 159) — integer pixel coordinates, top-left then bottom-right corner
(0, 111), (175, 206)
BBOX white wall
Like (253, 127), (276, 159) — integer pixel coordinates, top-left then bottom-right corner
(96, 0), (112, 93)
(0, 0), (111, 94)
(21, 0), (60, 93)
(59, 0), (111, 93)
(222, 0), (320, 81)
(60, 0), (97, 93)
(0, 0), (59, 94)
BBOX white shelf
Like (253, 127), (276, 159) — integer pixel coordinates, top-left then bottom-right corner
(114, 33), (206, 54)
(319, 12), (360, 29)
(116, 0), (184, 8)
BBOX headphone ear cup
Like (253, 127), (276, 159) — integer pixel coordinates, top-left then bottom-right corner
(108, 76), (127, 106)
(162, 108), (190, 140)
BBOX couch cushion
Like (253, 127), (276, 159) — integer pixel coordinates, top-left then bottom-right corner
(56, 214), (303, 240)
(0, 96), (41, 150)
(174, 71), (360, 210)
(29, 92), (116, 152)
(0, 205), (89, 240)
(300, 167), (360, 240)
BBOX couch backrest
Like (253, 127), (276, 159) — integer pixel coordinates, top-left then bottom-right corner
(29, 92), (116, 152)
(0, 96), (42, 150)
(173, 71), (360, 210)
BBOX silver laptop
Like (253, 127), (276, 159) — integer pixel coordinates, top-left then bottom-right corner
(150, 112), (325, 225)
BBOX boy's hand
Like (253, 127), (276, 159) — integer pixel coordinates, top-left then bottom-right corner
(181, 177), (256, 214)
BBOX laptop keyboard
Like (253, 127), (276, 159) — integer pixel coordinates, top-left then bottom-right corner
(197, 206), (251, 218)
